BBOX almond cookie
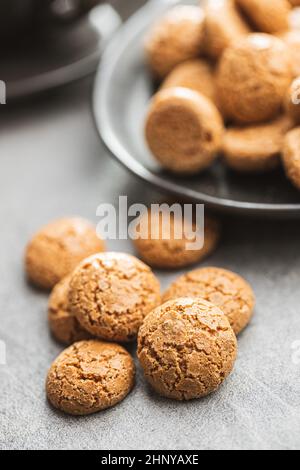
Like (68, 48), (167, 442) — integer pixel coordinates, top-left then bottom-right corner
(138, 297), (237, 400)
(48, 275), (91, 345)
(145, 87), (224, 175)
(236, 0), (291, 33)
(285, 77), (300, 125)
(25, 217), (105, 290)
(163, 267), (255, 335)
(203, 0), (251, 60)
(217, 34), (292, 124)
(280, 31), (300, 78)
(282, 127), (300, 189)
(223, 115), (293, 172)
(161, 59), (217, 105)
(145, 5), (205, 79)
(133, 210), (220, 270)
(69, 252), (161, 342)
(46, 340), (135, 415)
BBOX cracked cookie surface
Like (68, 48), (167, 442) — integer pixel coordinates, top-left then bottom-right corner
(46, 340), (135, 415)
(163, 267), (255, 335)
(138, 297), (237, 400)
(25, 217), (106, 289)
(69, 252), (161, 342)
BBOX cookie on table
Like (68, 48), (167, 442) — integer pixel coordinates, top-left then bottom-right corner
(138, 298), (237, 400)
(236, 0), (291, 34)
(48, 275), (91, 345)
(69, 252), (161, 342)
(133, 210), (220, 270)
(46, 340), (135, 415)
(222, 116), (293, 172)
(285, 77), (300, 125)
(25, 217), (105, 290)
(163, 267), (255, 335)
(203, 0), (251, 60)
(145, 5), (205, 79)
(216, 34), (293, 124)
(145, 87), (224, 175)
(282, 127), (300, 189)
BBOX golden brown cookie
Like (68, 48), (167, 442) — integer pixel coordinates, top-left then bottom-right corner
(46, 340), (135, 415)
(145, 5), (205, 79)
(285, 77), (300, 125)
(282, 127), (300, 189)
(69, 252), (161, 342)
(216, 34), (292, 124)
(137, 297), (237, 400)
(133, 210), (220, 270)
(48, 275), (91, 345)
(236, 0), (291, 33)
(279, 31), (300, 78)
(25, 217), (106, 290)
(223, 115), (293, 172)
(161, 59), (217, 105)
(202, 0), (251, 60)
(145, 87), (224, 175)
(163, 267), (255, 335)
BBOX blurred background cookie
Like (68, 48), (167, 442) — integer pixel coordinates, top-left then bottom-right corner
(282, 127), (300, 189)
(285, 77), (300, 124)
(236, 0), (291, 33)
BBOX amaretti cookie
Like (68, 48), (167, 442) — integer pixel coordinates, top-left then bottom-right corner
(203, 0), (251, 60)
(236, 0), (291, 34)
(163, 267), (255, 335)
(216, 34), (292, 124)
(25, 217), (105, 290)
(138, 298), (237, 400)
(145, 5), (205, 79)
(145, 87), (224, 174)
(46, 340), (135, 415)
(161, 59), (217, 105)
(69, 252), (161, 342)
(282, 127), (300, 189)
(280, 31), (300, 78)
(48, 275), (91, 345)
(133, 210), (220, 270)
(285, 77), (300, 125)
(223, 116), (293, 172)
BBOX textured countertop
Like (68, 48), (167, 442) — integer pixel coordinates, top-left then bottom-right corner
(1, 1), (300, 451)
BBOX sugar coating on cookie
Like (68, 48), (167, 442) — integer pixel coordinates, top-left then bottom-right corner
(285, 77), (300, 125)
(145, 87), (224, 174)
(133, 210), (220, 270)
(282, 127), (300, 189)
(163, 267), (255, 335)
(236, 0), (291, 33)
(48, 275), (91, 345)
(223, 115), (293, 172)
(138, 297), (237, 400)
(46, 340), (135, 415)
(161, 59), (217, 105)
(25, 217), (106, 290)
(216, 34), (292, 124)
(69, 252), (161, 342)
(203, 0), (251, 60)
(145, 5), (205, 79)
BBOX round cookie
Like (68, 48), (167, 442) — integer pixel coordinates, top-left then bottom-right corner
(25, 217), (106, 290)
(145, 5), (205, 79)
(163, 267), (255, 335)
(137, 297), (237, 400)
(48, 275), (91, 345)
(69, 252), (161, 342)
(282, 127), (300, 189)
(285, 77), (300, 125)
(216, 34), (293, 124)
(203, 0), (251, 60)
(46, 340), (135, 415)
(223, 115), (293, 172)
(133, 210), (220, 270)
(161, 59), (217, 105)
(145, 87), (224, 175)
(279, 31), (300, 78)
(236, 0), (291, 33)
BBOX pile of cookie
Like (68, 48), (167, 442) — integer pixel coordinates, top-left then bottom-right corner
(25, 214), (254, 415)
(144, 0), (300, 187)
